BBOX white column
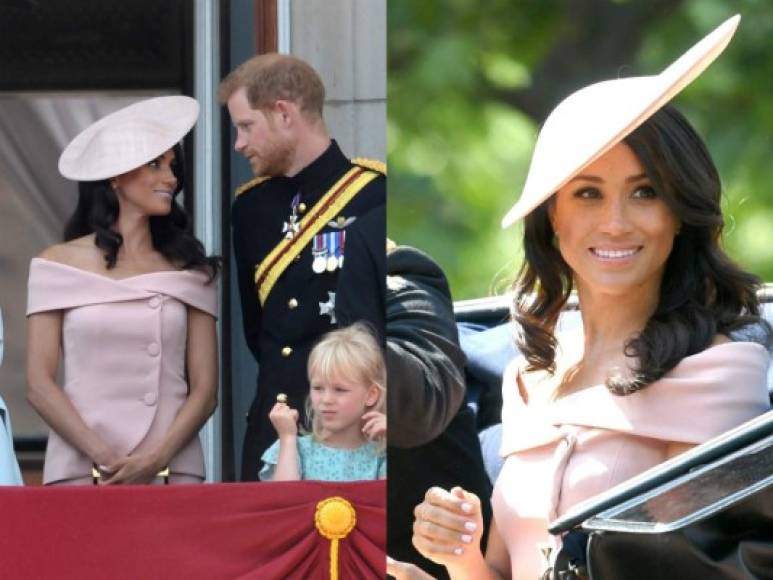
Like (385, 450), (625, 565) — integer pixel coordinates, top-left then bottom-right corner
(193, 0), (222, 482)
(278, 0), (292, 54)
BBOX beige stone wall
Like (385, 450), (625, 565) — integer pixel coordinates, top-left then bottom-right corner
(290, 0), (386, 163)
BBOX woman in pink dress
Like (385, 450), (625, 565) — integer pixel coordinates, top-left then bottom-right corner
(26, 96), (220, 485)
(402, 16), (771, 580)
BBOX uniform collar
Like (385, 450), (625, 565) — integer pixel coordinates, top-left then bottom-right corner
(289, 139), (349, 197)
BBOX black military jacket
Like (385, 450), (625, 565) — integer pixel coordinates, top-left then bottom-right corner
(384, 246), (493, 579)
(231, 139), (385, 478)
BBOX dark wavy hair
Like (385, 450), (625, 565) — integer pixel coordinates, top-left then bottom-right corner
(513, 104), (771, 395)
(63, 143), (220, 281)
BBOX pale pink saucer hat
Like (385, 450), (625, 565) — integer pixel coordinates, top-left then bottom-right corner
(58, 95), (199, 182)
(501, 14), (740, 228)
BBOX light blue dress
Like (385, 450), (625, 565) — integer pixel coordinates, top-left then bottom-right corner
(1, 309), (23, 485)
(260, 435), (386, 481)
(0, 396), (23, 486)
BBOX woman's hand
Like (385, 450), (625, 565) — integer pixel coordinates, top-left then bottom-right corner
(269, 401), (299, 438)
(386, 556), (438, 579)
(92, 446), (124, 475)
(412, 486), (485, 570)
(101, 451), (165, 485)
(362, 410), (386, 441)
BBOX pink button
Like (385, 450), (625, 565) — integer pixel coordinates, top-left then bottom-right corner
(148, 296), (161, 309)
(143, 392), (157, 406)
(147, 342), (160, 356)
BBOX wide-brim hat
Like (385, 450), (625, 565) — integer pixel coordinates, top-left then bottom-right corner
(58, 95), (199, 182)
(501, 15), (740, 228)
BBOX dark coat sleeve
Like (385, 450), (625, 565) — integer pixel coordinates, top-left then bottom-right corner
(231, 195), (262, 362)
(386, 246), (467, 448)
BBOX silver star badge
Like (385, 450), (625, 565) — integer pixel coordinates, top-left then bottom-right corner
(319, 291), (336, 324)
(282, 219), (300, 239)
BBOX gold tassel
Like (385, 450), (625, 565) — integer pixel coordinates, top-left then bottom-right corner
(315, 497), (357, 580)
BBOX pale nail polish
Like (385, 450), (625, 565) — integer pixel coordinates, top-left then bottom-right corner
(461, 534), (472, 544)
(461, 502), (473, 513)
(453, 547), (463, 556)
(464, 521), (477, 532)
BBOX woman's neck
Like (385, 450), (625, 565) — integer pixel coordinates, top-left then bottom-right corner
(552, 281), (660, 396)
(575, 282), (659, 350)
(114, 211), (154, 260)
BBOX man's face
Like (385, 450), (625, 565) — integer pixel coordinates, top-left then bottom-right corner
(227, 87), (294, 177)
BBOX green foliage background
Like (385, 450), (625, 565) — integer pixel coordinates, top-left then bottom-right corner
(388, 0), (773, 300)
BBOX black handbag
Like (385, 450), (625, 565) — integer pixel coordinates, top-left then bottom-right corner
(541, 530), (589, 580)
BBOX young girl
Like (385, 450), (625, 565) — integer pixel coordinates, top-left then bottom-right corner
(259, 322), (387, 481)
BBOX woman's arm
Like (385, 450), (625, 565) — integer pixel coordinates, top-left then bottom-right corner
(413, 487), (510, 580)
(26, 311), (120, 468)
(446, 518), (510, 580)
(104, 307), (218, 483)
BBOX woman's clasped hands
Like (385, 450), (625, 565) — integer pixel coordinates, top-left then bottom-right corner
(93, 448), (168, 485)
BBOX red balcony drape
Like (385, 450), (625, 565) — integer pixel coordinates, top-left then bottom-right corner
(0, 480), (385, 579)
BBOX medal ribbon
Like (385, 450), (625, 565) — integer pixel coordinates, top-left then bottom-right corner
(328, 232), (338, 269)
(254, 166), (378, 305)
(312, 233), (325, 255)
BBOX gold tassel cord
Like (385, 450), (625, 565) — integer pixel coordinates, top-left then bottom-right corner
(315, 497), (357, 580)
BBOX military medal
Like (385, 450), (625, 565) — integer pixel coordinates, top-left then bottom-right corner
(319, 291), (336, 324)
(338, 230), (346, 268)
(312, 234), (327, 273)
(326, 232), (338, 272)
(282, 193), (302, 239)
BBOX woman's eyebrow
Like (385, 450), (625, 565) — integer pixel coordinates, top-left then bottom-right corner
(570, 174), (603, 183)
(569, 172), (648, 184)
(626, 173), (648, 183)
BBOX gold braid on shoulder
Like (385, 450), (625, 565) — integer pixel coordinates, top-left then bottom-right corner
(234, 175), (272, 197)
(351, 157), (386, 175)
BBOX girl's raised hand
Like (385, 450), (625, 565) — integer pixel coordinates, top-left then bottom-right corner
(269, 401), (299, 438)
(361, 410), (386, 441)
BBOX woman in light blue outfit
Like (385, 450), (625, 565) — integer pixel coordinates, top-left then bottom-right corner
(0, 308), (23, 485)
(260, 323), (386, 481)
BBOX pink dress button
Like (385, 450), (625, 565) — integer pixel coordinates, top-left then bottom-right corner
(147, 342), (160, 356)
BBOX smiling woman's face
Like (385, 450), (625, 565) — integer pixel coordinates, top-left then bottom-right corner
(112, 148), (178, 217)
(549, 141), (680, 299)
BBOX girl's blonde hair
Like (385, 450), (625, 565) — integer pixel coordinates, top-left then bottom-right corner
(305, 322), (386, 448)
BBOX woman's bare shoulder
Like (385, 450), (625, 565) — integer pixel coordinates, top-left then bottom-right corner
(37, 235), (100, 268)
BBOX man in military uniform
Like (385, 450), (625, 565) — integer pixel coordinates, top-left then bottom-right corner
(219, 53), (386, 480)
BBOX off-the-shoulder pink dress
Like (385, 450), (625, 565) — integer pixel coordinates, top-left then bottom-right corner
(27, 258), (218, 485)
(492, 341), (770, 579)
